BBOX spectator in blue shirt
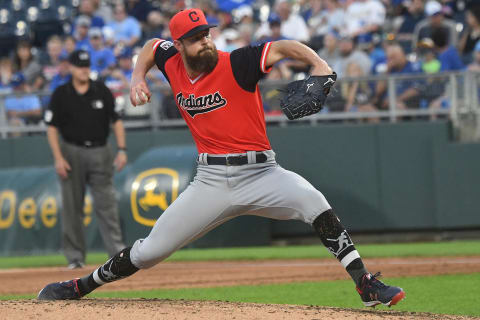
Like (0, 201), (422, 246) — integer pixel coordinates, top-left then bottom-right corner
(107, 3), (141, 48)
(141, 10), (165, 45)
(357, 33), (386, 74)
(38, 53), (71, 108)
(431, 27), (465, 71)
(41, 53), (72, 109)
(88, 28), (116, 78)
(49, 53), (71, 92)
(216, 0), (254, 13)
(428, 28), (468, 119)
(63, 35), (77, 56)
(5, 73), (42, 135)
(74, 15), (93, 52)
(256, 15), (290, 44)
(78, 0), (105, 28)
(126, 0), (153, 23)
(105, 47), (133, 92)
(373, 44), (423, 110)
(396, 0), (425, 53)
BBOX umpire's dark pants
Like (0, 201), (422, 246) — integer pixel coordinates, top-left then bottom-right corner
(60, 141), (125, 264)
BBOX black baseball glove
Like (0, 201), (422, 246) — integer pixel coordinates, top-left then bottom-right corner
(279, 73), (337, 120)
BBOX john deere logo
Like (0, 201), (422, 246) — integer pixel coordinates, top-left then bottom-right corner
(130, 168), (179, 226)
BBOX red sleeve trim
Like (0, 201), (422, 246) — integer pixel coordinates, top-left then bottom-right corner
(260, 42), (273, 74)
(152, 39), (163, 55)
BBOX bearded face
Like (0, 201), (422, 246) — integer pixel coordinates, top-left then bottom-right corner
(183, 42), (219, 74)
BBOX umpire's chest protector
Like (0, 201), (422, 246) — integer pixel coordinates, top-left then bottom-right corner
(163, 51), (271, 154)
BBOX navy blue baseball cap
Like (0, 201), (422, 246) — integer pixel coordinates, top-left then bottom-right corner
(69, 49), (91, 67)
(268, 13), (281, 25)
(117, 47), (132, 59)
(10, 72), (25, 87)
(59, 51), (69, 61)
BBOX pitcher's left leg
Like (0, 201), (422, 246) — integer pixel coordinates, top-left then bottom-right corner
(239, 164), (405, 307)
(312, 209), (405, 307)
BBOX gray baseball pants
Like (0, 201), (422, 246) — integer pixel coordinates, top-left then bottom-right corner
(60, 142), (125, 264)
(130, 150), (331, 269)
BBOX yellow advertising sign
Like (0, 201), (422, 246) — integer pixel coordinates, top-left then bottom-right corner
(130, 168), (179, 227)
(0, 190), (92, 229)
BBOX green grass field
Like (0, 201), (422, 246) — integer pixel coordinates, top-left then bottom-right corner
(1, 240), (480, 317)
(82, 273), (480, 316)
(3, 274), (480, 316)
(1, 240), (480, 269)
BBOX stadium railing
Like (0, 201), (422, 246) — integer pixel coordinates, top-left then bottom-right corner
(0, 71), (479, 140)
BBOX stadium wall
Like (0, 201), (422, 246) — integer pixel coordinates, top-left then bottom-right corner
(0, 121), (479, 255)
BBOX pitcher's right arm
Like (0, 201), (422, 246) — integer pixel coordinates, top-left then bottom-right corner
(130, 39), (159, 106)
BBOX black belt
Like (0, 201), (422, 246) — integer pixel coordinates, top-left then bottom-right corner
(65, 139), (106, 148)
(206, 153), (268, 166)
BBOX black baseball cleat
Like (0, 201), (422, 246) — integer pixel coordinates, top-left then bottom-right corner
(356, 272), (406, 308)
(37, 279), (83, 300)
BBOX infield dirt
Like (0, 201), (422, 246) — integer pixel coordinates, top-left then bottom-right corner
(2, 299), (478, 320)
(1, 256), (480, 319)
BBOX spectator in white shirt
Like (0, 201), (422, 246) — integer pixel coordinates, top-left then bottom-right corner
(92, 0), (114, 23)
(333, 35), (372, 78)
(344, 0), (386, 38)
(308, 0), (345, 38)
(276, 0), (310, 42)
(255, 0), (310, 43)
(318, 31), (341, 70)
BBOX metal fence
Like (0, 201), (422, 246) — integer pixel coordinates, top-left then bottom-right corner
(1, 71), (480, 141)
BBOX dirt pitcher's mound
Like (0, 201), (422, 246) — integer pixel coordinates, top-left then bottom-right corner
(2, 256), (480, 296)
(1, 299), (477, 320)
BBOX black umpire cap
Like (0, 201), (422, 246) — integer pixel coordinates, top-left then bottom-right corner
(69, 50), (91, 67)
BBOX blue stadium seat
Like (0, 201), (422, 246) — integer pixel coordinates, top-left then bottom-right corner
(54, 0), (71, 6)
(11, 1), (63, 47)
(32, 21), (63, 47)
(0, 7), (8, 23)
(25, 0), (55, 9)
(56, 0), (80, 8)
(37, 8), (59, 23)
(56, 4), (73, 21)
(26, 6), (39, 22)
(0, 7), (27, 29)
(0, 0), (10, 9)
(0, 22), (17, 57)
(9, 0), (26, 11)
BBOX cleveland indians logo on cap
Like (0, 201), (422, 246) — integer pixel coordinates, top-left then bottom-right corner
(169, 8), (216, 40)
(189, 11), (200, 22)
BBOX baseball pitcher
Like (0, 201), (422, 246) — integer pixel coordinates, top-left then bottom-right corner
(38, 8), (405, 308)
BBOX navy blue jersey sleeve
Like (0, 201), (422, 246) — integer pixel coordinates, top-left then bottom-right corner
(230, 42), (272, 92)
(153, 39), (178, 83)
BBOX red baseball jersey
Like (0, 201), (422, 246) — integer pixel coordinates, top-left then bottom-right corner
(153, 39), (273, 154)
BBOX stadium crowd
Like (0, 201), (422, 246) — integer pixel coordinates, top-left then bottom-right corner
(1, 0), (480, 130)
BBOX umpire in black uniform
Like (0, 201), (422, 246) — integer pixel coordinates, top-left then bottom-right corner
(44, 50), (126, 268)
